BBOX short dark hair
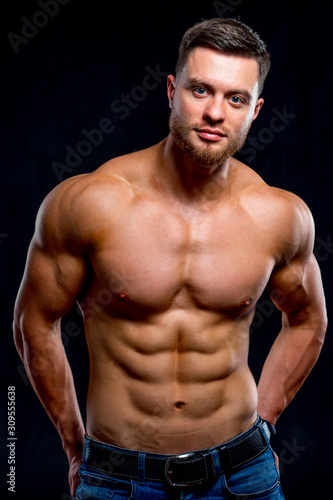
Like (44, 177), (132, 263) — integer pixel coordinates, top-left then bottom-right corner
(175, 18), (271, 96)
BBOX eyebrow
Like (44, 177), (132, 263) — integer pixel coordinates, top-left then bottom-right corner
(184, 77), (253, 102)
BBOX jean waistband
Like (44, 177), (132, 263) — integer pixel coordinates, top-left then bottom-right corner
(82, 416), (275, 487)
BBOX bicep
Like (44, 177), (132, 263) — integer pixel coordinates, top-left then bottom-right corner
(267, 254), (327, 331)
(14, 178), (91, 334)
(14, 238), (87, 332)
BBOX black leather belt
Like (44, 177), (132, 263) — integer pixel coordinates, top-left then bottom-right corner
(84, 419), (274, 488)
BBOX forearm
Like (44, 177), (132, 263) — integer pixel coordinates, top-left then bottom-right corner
(257, 323), (325, 425)
(13, 320), (85, 460)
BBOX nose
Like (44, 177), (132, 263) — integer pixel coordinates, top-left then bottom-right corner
(203, 96), (225, 124)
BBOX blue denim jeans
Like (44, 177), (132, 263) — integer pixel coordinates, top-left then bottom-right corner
(75, 419), (284, 499)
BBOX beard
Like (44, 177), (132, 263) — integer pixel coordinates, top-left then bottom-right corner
(169, 108), (250, 169)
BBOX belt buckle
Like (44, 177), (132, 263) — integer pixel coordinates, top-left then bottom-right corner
(165, 452), (202, 487)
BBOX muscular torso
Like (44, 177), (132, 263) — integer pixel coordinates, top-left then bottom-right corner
(73, 144), (284, 453)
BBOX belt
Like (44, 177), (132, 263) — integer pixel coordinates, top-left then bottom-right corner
(84, 419), (275, 488)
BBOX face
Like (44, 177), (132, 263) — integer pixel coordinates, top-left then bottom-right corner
(168, 47), (264, 169)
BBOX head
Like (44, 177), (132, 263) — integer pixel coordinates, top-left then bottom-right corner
(176, 18), (270, 97)
(168, 18), (271, 169)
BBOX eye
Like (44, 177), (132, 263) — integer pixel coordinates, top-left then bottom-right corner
(230, 95), (244, 106)
(193, 87), (208, 97)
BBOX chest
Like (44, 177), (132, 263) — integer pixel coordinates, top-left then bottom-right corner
(89, 199), (275, 313)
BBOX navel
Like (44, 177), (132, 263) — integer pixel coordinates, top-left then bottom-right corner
(175, 401), (185, 409)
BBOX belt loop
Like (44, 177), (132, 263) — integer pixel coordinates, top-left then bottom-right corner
(137, 452), (145, 485)
(210, 448), (222, 477)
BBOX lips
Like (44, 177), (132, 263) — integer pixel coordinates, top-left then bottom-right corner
(196, 128), (226, 141)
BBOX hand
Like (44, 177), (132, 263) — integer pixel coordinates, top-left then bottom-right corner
(68, 454), (83, 499)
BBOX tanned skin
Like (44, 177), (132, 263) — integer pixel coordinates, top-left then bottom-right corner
(13, 47), (327, 497)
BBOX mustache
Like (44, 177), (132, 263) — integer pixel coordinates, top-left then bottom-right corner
(192, 123), (230, 137)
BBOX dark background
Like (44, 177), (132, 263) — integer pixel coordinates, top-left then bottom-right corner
(1, 0), (332, 498)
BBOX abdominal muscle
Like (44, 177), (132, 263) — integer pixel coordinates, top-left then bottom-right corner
(84, 311), (258, 454)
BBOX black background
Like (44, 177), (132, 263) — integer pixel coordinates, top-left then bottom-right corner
(1, 0), (332, 498)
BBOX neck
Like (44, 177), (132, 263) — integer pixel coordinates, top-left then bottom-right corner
(158, 134), (231, 202)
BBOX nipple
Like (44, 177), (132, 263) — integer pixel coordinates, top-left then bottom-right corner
(240, 296), (253, 308)
(115, 289), (130, 301)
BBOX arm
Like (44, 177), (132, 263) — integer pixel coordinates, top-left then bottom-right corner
(257, 201), (327, 425)
(13, 180), (88, 497)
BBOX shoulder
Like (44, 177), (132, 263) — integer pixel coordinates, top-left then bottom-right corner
(35, 152), (145, 249)
(41, 143), (155, 211)
(232, 161), (314, 263)
(246, 183), (313, 225)
(251, 185), (314, 263)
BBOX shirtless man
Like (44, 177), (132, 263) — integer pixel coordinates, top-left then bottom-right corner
(13, 18), (326, 499)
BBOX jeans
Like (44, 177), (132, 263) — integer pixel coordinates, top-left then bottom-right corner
(75, 421), (284, 499)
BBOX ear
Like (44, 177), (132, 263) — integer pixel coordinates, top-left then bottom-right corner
(167, 75), (176, 108)
(252, 97), (264, 121)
